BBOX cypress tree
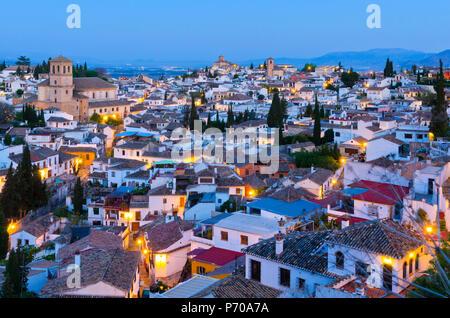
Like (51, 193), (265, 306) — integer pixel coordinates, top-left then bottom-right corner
(313, 97), (321, 145)
(189, 99), (199, 131)
(16, 146), (33, 217)
(430, 60), (449, 137)
(183, 105), (190, 128)
(0, 247), (31, 297)
(0, 211), (8, 260)
(227, 105), (234, 127)
(267, 92), (281, 128)
(73, 177), (84, 214)
(0, 164), (19, 218)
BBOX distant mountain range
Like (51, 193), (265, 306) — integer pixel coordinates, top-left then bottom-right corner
(2, 48), (448, 73)
(239, 48), (450, 72)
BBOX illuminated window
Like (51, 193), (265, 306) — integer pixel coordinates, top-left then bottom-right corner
(197, 266), (206, 275)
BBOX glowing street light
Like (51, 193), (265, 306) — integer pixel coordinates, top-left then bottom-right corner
(382, 257), (393, 265)
(425, 225), (433, 234)
(340, 158), (346, 164)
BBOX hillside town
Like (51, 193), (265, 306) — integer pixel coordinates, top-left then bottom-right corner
(0, 54), (449, 299)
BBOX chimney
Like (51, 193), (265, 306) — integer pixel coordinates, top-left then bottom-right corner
(275, 231), (285, 256)
(172, 178), (176, 195)
(278, 218), (286, 233)
(74, 251), (81, 268)
(341, 215), (350, 229)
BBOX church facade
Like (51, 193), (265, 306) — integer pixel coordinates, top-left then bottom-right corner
(35, 55), (131, 123)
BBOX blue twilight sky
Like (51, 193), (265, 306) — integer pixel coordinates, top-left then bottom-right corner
(1, 0), (449, 64)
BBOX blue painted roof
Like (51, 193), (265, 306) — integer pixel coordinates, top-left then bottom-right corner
(339, 187), (368, 197)
(115, 131), (156, 138)
(246, 197), (321, 218)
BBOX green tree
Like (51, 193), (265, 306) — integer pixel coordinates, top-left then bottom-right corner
(15, 56), (30, 66)
(430, 60), (449, 137)
(341, 68), (360, 88)
(16, 146), (33, 218)
(383, 58), (394, 77)
(0, 164), (19, 218)
(408, 238), (449, 298)
(324, 129), (334, 143)
(189, 98), (199, 131)
(313, 98), (321, 145)
(73, 177), (84, 214)
(1, 246), (33, 297)
(0, 60), (6, 71)
(227, 105), (234, 127)
(89, 113), (102, 124)
(267, 92), (281, 128)
(3, 134), (12, 146)
(302, 63), (316, 72)
(0, 211), (9, 260)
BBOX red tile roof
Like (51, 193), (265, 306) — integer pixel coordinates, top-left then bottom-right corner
(348, 180), (409, 205)
(193, 247), (244, 266)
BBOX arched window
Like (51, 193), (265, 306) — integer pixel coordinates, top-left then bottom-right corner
(63, 65), (66, 73)
(57, 65), (60, 73)
(415, 255), (419, 271)
(409, 259), (413, 275)
(335, 251), (344, 269)
(52, 65), (55, 73)
(402, 262), (407, 279)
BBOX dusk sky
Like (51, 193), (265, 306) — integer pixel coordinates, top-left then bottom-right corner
(2, 0), (450, 63)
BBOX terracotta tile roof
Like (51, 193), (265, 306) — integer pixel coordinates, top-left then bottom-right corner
(327, 219), (424, 259)
(210, 274), (282, 298)
(40, 248), (139, 297)
(243, 230), (338, 278)
(57, 229), (123, 260)
(74, 77), (115, 90)
(140, 218), (194, 252)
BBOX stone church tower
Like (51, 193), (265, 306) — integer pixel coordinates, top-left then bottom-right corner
(266, 57), (274, 77)
(48, 56), (74, 104)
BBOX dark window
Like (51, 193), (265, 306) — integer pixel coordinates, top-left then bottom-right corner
(280, 268), (291, 287)
(355, 261), (369, 278)
(409, 259), (413, 275)
(335, 132), (341, 137)
(196, 266), (206, 275)
(17, 239), (22, 246)
(335, 251), (344, 269)
(405, 133), (413, 139)
(297, 278), (306, 290)
(415, 255), (419, 271)
(240, 235), (248, 245)
(383, 264), (393, 291)
(135, 211), (141, 221)
(250, 260), (261, 282)
(93, 208), (99, 215)
(221, 231), (228, 241)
